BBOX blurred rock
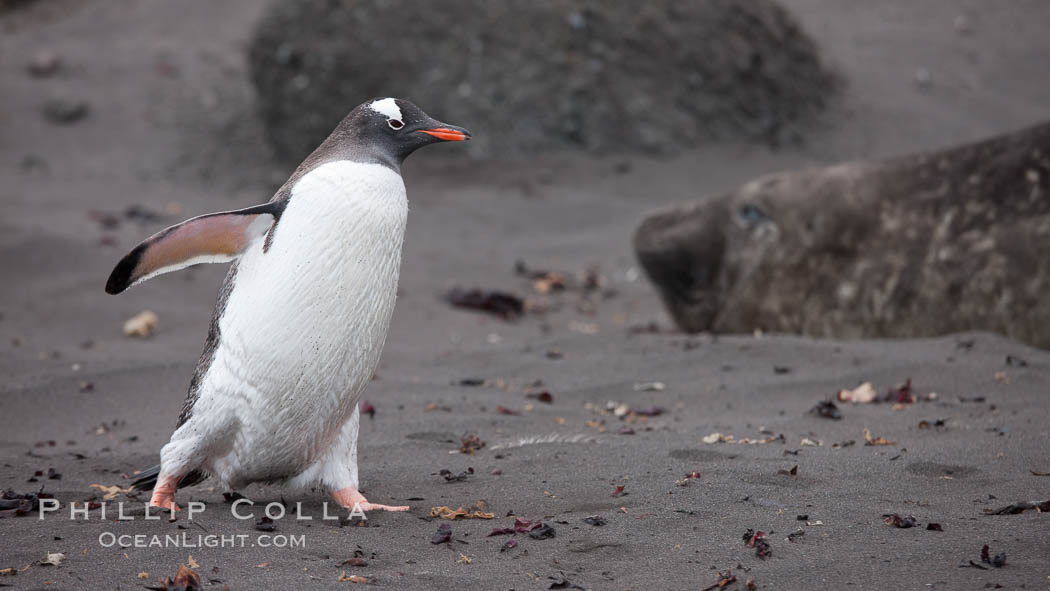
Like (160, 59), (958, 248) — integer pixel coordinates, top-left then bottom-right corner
(0, 0), (37, 13)
(634, 121), (1050, 349)
(26, 50), (61, 77)
(248, 0), (838, 162)
(19, 153), (48, 174)
(914, 67), (932, 89)
(41, 98), (89, 125)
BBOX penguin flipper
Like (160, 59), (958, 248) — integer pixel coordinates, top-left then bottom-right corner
(105, 202), (284, 294)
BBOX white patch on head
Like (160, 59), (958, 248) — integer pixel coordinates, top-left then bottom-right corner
(368, 98), (402, 121)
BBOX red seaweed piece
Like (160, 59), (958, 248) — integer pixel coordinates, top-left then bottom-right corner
(884, 378), (916, 404)
(444, 288), (524, 321)
(743, 529), (771, 559)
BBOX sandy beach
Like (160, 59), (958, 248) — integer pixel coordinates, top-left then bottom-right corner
(1, 1), (1049, 589)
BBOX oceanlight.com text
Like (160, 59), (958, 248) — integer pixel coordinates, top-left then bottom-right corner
(97, 532), (305, 549)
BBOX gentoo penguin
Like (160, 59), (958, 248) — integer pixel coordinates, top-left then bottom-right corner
(106, 98), (470, 512)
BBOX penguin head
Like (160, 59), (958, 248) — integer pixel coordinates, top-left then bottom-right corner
(332, 98), (471, 169)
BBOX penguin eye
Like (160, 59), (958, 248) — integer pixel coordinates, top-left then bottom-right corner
(388, 119), (404, 130)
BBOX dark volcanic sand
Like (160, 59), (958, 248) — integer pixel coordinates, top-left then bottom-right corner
(2, 1), (1049, 589)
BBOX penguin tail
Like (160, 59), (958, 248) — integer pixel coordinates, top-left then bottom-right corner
(129, 465), (207, 492)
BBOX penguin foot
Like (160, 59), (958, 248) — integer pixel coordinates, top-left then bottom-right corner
(149, 474), (182, 512)
(331, 487), (409, 512)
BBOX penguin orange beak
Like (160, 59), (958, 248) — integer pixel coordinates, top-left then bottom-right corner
(418, 126), (471, 141)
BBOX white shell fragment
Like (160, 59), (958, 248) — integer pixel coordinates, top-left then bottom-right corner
(123, 310), (158, 338)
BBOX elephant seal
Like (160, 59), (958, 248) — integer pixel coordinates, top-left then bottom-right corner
(634, 121), (1050, 348)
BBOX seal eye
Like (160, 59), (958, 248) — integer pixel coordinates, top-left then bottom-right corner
(388, 119), (404, 130)
(737, 203), (768, 224)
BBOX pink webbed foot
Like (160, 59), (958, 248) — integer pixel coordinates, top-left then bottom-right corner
(331, 487), (409, 512)
(149, 474), (182, 512)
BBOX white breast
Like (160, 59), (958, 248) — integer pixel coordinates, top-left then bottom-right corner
(193, 161), (408, 483)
